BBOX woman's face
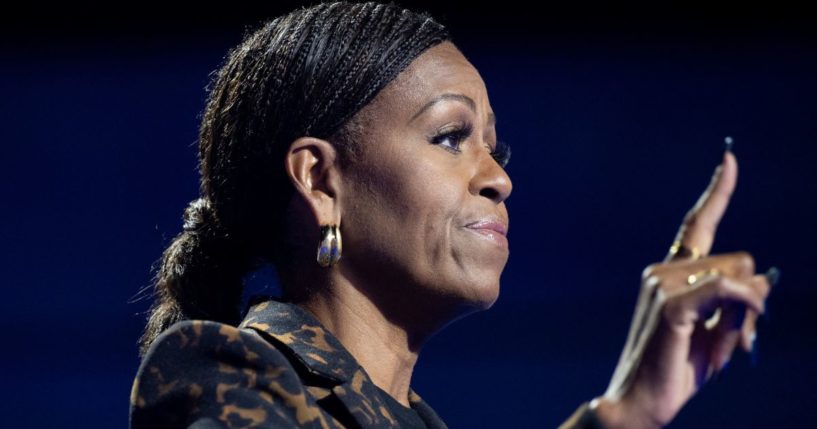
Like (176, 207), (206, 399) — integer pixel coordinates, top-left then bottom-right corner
(339, 41), (512, 317)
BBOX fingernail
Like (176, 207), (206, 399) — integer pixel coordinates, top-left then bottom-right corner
(712, 363), (728, 382)
(766, 266), (780, 286)
(709, 363), (720, 382)
(763, 266), (780, 322)
(750, 331), (759, 368)
(724, 136), (734, 153)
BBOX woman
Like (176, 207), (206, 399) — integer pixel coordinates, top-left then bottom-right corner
(129, 2), (777, 428)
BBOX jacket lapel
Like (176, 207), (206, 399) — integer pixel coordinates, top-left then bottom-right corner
(239, 296), (447, 429)
(408, 389), (449, 429)
(239, 297), (387, 428)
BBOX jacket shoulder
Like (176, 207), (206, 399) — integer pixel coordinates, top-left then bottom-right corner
(129, 319), (338, 429)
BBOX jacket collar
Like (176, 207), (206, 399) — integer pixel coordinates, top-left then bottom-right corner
(238, 295), (448, 429)
(239, 295), (358, 382)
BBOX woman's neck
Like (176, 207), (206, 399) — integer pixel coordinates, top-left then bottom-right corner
(294, 279), (420, 407)
(279, 256), (467, 407)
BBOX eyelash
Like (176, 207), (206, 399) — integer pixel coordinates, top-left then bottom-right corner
(430, 124), (511, 168)
(492, 139), (512, 168)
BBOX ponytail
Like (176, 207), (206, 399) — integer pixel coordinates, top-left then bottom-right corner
(137, 198), (258, 357)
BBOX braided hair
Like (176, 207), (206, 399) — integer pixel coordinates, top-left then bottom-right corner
(138, 1), (451, 357)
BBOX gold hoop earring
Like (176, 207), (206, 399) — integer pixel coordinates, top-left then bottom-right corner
(317, 224), (342, 267)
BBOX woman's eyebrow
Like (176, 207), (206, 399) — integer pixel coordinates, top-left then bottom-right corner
(408, 93), (497, 127)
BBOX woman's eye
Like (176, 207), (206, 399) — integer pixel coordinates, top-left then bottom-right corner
(430, 124), (472, 153)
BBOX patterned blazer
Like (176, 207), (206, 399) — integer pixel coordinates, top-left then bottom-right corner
(129, 296), (602, 429)
(129, 296), (449, 429)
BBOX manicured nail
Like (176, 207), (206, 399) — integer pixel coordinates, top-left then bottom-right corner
(763, 266), (780, 322)
(713, 367), (725, 382)
(711, 357), (731, 382)
(766, 266), (780, 286)
(750, 331), (759, 368)
(724, 136), (734, 153)
(704, 362), (715, 380)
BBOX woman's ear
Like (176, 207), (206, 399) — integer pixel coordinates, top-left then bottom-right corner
(284, 136), (343, 226)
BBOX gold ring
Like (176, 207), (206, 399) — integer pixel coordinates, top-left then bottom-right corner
(687, 268), (721, 286)
(669, 240), (702, 260)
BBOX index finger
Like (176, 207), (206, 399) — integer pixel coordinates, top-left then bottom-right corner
(665, 149), (738, 263)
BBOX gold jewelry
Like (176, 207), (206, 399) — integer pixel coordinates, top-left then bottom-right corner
(687, 268), (720, 286)
(669, 240), (702, 260)
(685, 268), (724, 329)
(316, 224), (342, 267)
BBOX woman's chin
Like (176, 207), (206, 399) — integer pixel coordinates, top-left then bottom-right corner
(456, 279), (501, 313)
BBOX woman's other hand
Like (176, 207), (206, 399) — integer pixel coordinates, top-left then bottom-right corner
(592, 150), (775, 429)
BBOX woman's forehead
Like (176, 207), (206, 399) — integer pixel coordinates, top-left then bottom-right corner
(377, 42), (488, 120)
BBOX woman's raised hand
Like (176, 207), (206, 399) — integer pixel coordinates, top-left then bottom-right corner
(593, 149), (776, 429)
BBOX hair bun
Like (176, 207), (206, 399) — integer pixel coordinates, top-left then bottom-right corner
(182, 197), (215, 233)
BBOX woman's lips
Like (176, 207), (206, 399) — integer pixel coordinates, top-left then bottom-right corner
(465, 219), (508, 248)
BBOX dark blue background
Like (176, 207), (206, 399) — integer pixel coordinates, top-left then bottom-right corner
(2, 2), (815, 427)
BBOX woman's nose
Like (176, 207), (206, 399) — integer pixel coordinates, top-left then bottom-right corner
(471, 150), (512, 204)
